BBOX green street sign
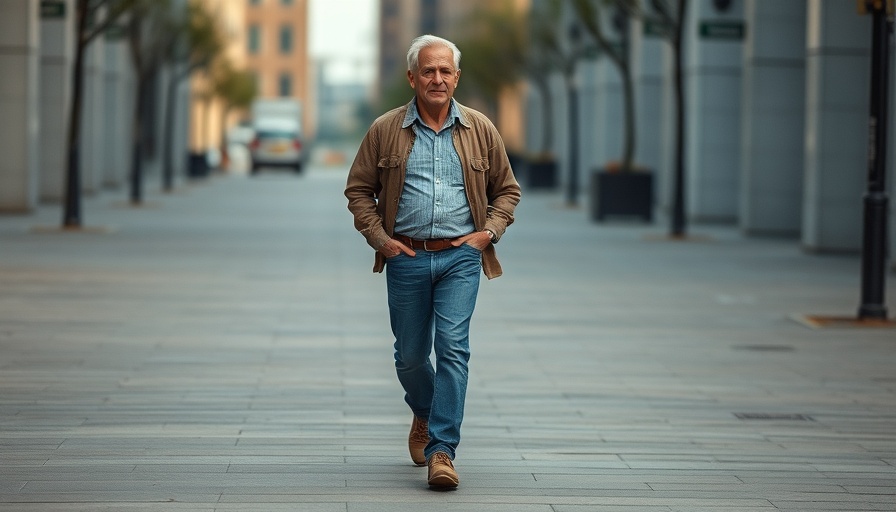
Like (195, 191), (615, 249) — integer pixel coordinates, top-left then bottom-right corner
(699, 20), (746, 40)
(41, 0), (65, 19)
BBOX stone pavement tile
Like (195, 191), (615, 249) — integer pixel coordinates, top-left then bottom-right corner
(0, 506), (219, 512)
(2, 169), (896, 510)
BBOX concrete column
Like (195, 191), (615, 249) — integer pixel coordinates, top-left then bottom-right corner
(593, 57), (623, 169)
(81, 32), (105, 194)
(143, 71), (164, 181)
(172, 77), (191, 182)
(739, 0), (806, 236)
(630, 15), (666, 203)
(39, 0), (74, 202)
(0, 0), (40, 212)
(802, 0), (869, 252)
(579, 59), (601, 172)
(103, 35), (130, 188)
(685, 0), (745, 222)
(892, 48), (896, 272)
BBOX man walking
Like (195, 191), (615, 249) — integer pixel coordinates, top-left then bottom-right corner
(344, 35), (521, 489)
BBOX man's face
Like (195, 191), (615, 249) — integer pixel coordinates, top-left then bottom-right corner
(407, 44), (460, 112)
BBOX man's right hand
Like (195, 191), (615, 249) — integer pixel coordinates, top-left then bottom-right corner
(378, 238), (416, 258)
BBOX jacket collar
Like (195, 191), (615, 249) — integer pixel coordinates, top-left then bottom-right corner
(401, 98), (471, 130)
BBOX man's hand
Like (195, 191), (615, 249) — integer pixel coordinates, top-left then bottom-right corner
(453, 231), (492, 251)
(378, 238), (416, 258)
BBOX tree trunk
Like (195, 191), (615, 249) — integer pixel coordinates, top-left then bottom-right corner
(219, 105), (232, 171)
(620, 62), (635, 173)
(62, 0), (89, 227)
(534, 77), (553, 155)
(130, 75), (146, 204)
(565, 70), (579, 206)
(670, 0), (688, 237)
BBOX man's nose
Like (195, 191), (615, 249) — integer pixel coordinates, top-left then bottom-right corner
(433, 71), (444, 84)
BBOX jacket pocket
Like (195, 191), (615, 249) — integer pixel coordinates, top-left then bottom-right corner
(377, 155), (402, 171)
(470, 156), (490, 172)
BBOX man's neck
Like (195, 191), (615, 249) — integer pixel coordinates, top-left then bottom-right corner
(415, 99), (451, 132)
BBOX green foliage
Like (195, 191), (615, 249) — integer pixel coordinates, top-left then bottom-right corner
(455, 0), (527, 106)
(181, 0), (225, 72)
(212, 60), (257, 111)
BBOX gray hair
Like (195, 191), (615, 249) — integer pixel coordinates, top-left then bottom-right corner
(406, 35), (461, 72)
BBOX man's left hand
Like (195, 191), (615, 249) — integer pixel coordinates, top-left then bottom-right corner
(453, 231), (492, 251)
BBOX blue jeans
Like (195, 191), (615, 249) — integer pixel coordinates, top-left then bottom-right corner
(385, 244), (481, 460)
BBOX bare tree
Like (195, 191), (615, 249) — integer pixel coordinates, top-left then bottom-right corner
(455, 1), (527, 118)
(211, 59), (257, 166)
(572, 0), (639, 172)
(63, 0), (138, 228)
(125, 0), (177, 205)
(535, 0), (596, 205)
(161, 0), (224, 191)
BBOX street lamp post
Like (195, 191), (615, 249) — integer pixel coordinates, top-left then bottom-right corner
(858, 0), (892, 320)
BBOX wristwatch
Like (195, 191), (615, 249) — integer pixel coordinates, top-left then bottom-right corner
(485, 229), (497, 244)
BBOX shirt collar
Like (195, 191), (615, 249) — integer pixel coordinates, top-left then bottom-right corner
(402, 98), (468, 130)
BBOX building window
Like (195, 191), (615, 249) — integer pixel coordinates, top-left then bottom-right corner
(279, 73), (292, 97)
(279, 25), (293, 54)
(281, 0), (293, 4)
(249, 0), (261, 5)
(248, 25), (260, 54)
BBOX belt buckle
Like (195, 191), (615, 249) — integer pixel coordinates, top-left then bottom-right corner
(423, 240), (433, 251)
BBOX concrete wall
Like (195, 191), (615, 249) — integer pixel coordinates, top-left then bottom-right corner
(739, 0), (807, 237)
(0, 0), (40, 212)
(802, 0), (870, 252)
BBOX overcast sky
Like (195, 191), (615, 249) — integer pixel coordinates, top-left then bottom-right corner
(309, 0), (379, 85)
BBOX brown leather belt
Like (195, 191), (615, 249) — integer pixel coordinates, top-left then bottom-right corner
(394, 234), (455, 252)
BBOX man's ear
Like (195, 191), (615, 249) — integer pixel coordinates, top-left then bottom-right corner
(407, 70), (415, 88)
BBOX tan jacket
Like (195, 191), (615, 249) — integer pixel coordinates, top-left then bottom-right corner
(345, 100), (521, 279)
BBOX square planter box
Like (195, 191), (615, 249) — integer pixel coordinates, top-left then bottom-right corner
(507, 151), (528, 183)
(591, 169), (654, 222)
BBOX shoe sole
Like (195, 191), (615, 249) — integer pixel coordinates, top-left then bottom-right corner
(428, 474), (459, 489)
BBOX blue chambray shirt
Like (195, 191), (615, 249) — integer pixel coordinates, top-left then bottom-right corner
(394, 99), (475, 240)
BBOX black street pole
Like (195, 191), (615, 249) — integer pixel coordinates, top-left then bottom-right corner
(858, 3), (891, 320)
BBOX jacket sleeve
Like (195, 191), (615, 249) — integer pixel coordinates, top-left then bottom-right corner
(345, 124), (391, 251)
(483, 124), (521, 243)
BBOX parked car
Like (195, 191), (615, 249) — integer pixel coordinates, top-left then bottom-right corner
(249, 99), (303, 174)
(249, 119), (303, 174)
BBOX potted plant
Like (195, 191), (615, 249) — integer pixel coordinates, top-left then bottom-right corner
(573, 0), (654, 222)
(520, 0), (570, 191)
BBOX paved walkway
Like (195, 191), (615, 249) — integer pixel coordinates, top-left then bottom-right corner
(1, 158), (894, 511)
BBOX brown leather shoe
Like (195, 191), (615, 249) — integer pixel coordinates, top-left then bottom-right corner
(408, 416), (429, 466)
(427, 451), (459, 488)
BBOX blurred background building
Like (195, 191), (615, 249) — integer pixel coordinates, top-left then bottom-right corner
(0, 0), (894, 271)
